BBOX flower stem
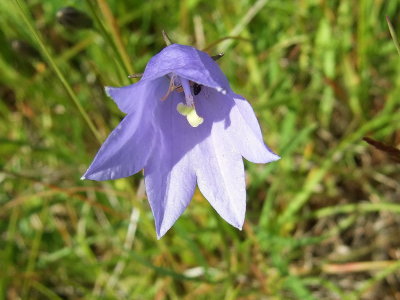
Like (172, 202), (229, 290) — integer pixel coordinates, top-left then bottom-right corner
(386, 16), (400, 57)
(97, 0), (133, 73)
(85, 0), (133, 81)
(14, 0), (103, 144)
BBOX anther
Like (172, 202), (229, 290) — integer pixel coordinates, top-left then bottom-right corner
(176, 103), (203, 127)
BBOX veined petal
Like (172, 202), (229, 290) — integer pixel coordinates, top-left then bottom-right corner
(82, 113), (153, 180)
(144, 92), (199, 238)
(193, 128), (246, 230)
(174, 94), (246, 229)
(232, 94), (265, 141)
(106, 77), (168, 114)
(229, 94), (280, 163)
(145, 155), (196, 239)
(81, 40), (280, 238)
(82, 78), (169, 181)
(142, 44), (231, 94)
(197, 88), (280, 164)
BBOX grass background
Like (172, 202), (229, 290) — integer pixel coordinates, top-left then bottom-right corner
(1, 0), (400, 299)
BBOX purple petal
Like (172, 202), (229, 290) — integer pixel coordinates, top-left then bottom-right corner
(193, 126), (246, 229)
(197, 88), (280, 164)
(82, 78), (170, 181)
(82, 113), (153, 180)
(105, 77), (167, 114)
(144, 92), (199, 238)
(142, 44), (231, 94)
(232, 94), (265, 141)
(145, 156), (196, 239)
(144, 87), (277, 232)
(82, 42), (280, 238)
(183, 92), (248, 229)
(229, 94), (280, 163)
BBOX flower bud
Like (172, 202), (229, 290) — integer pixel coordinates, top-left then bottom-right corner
(11, 39), (40, 60)
(56, 7), (92, 30)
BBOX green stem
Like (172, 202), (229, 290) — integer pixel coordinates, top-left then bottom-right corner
(97, 0), (133, 74)
(14, 0), (103, 144)
(306, 202), (400, 219)
(85, 0), (132, 82)
(386, 16), (400, 57)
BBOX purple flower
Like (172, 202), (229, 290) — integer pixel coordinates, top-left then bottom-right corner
(82, 44), (280, 238)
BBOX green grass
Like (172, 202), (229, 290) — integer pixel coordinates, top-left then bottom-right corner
(1, 0), (400, 299)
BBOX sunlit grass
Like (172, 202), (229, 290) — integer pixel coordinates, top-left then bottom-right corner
(1, 0), (400, 299)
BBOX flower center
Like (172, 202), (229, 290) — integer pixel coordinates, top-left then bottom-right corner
(161, 74), (204, 127)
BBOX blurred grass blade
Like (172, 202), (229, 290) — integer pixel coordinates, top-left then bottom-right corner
(284, 276), (316, 300)
(307, 202), (400, 219)
(85, 0), (132, 81)
(363, 136), (400, 163)
(354, 260), (400, 298)
(13, 0), (102, 143)
(203, 36), (251, 52)
(97, 0), (133, 74)
(217, 0), (268, 52)
(162, 30), (173, 45)
(278, 110), (400, 227)
(386, 16), (400, 56)
(93, 0), (133, 74)
(30, 281), (64, 300)
(322, 261), (397, 274)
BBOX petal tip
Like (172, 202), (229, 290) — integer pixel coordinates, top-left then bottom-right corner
(271, 153), (281, 161)
(234, 220), (244, 231)
(261, 150), (281, 163)
(104, 86), (111, 97)
(156, 227), (169, 239)
(223, 215), (245, 231)
(80, 175), (86, 180)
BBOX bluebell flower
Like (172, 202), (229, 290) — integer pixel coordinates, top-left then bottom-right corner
(82, 44), (280, 238)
